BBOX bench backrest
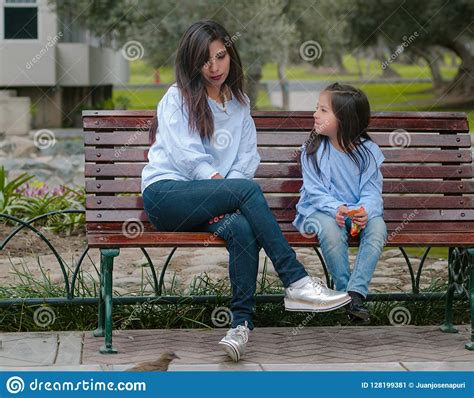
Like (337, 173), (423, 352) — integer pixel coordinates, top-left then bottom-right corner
(83, 110), (472, 237)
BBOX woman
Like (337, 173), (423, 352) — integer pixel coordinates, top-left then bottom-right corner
(142, 20), (350, 362)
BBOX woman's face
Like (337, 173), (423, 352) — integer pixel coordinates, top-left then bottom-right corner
(201, 39), (230, 90)
(313, 91), (338, 137)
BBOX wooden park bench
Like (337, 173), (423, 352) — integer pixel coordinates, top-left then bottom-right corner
(83, 110), (474, 354)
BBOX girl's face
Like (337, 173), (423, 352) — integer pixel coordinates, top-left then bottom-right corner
(201, 39), (230, 90)
(313, 91), (338, 138)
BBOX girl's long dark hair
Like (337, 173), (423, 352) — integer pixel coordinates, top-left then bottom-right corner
(175, 20), (246, 140)
(305, 82), (374, 175)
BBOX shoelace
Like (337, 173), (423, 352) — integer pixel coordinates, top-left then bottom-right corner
(311, 276), (328, 289)
(230, 324), (249, 344)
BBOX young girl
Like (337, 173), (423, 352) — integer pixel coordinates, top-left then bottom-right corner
(141, 21), (350, 362)
(293, 83), (387, 324)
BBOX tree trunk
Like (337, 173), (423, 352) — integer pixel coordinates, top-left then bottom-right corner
(277, 63), (289, 110)
(427, 57), (443, 90)
(376, 38), (401, 78)
(378, 50), (401, 78)
(328, 50), (347, 74)
(366, 49), (373, 78)
(380, 59), (401, 78)
(411, 46), (444, 90)
(444, 35), (474, 98)
(246, 65), (263, 110)
(354, 52), (363, 79)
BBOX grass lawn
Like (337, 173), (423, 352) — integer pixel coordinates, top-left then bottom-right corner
(115, 82), (433, 111)
(129, 54), (460, 83)
(114, 88), (166, 109)
(261, 57), (458, 81)
(404, 247), (449, 260)
(354, 82), (474, 128)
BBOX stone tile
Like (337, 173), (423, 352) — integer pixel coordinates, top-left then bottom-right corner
(55, 332), (83, 365)
(169, 363), (263, 371)
(0, 332), (57, 367)
(401, 361), (474, 371)
(0, 365), (103, 371)
(105, 363), (263, 371)
(261, 362), (406, 371)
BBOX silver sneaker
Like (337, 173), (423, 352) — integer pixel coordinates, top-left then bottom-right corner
(285, 277), (351, 312)
(218, 321), (249, 362)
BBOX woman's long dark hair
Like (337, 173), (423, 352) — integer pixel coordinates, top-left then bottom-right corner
(174, 20), (246, 140)
(305, 82), (374, 175)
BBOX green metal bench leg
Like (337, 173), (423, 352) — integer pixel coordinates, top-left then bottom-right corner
(93, 255), (105, 337)
(99, 248), (120, 354)
(440, 247), (459, 333)
(440, 285), (458, 333)
(465, 249), (474, 350)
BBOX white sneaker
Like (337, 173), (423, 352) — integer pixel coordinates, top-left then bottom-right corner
(218, 321), (249, 362)
(284, 277), (351, 312)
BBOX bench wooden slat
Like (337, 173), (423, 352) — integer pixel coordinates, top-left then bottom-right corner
(82, 111), (469, 133)
(251, 110), (468, 119)
(85, 147), (472, 163)
(85, 163), (474, 179)
(380, 165), (473, 178)
(86, 209), (474, 223)
(382, 181), (473, 194)
(274, 222), (474, 233)
(86, 231), (474, 248)
(86, 195), (474, 210)
(83, 117), (469, 132)
(84, 131), (471, 148)
(83, 110), (467, 119)
(86, 221), (474, 234)
(85, 179), (474, 194)
(254, 115), (469, 132)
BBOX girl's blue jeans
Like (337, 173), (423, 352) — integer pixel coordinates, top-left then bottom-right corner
(302, 211), (387, 297)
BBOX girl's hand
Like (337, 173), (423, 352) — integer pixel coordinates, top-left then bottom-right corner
(353, 207), (368, 229)
(212, 173), (224, 179)
(335, 205), (349, 227)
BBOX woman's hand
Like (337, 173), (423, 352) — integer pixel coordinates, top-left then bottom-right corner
(209, 214), (225, 224)
(212, 173), (224, 179)
(352, 207), (368, 229)
(335, 205), (349, 227)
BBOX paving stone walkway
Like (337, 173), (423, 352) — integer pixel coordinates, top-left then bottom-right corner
(1, 325), (472, 371)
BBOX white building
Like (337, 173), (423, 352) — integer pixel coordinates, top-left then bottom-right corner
(0, 0), (129, 133)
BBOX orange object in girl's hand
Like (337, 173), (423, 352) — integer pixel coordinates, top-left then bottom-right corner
(347, 206), (365, 237)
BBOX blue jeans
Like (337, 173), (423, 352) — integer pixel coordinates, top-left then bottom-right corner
(303, 211), (387, 297)
(142, 178), (308, 329)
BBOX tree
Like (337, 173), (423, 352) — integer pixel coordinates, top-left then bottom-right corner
(212, 0), (297, 108)
(410, 46), (444, 89)
(49, 0), (133, 46)
(287, 0), (349, 74)
(341, 0), (474, 97)
(52, 0), (298, 109)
